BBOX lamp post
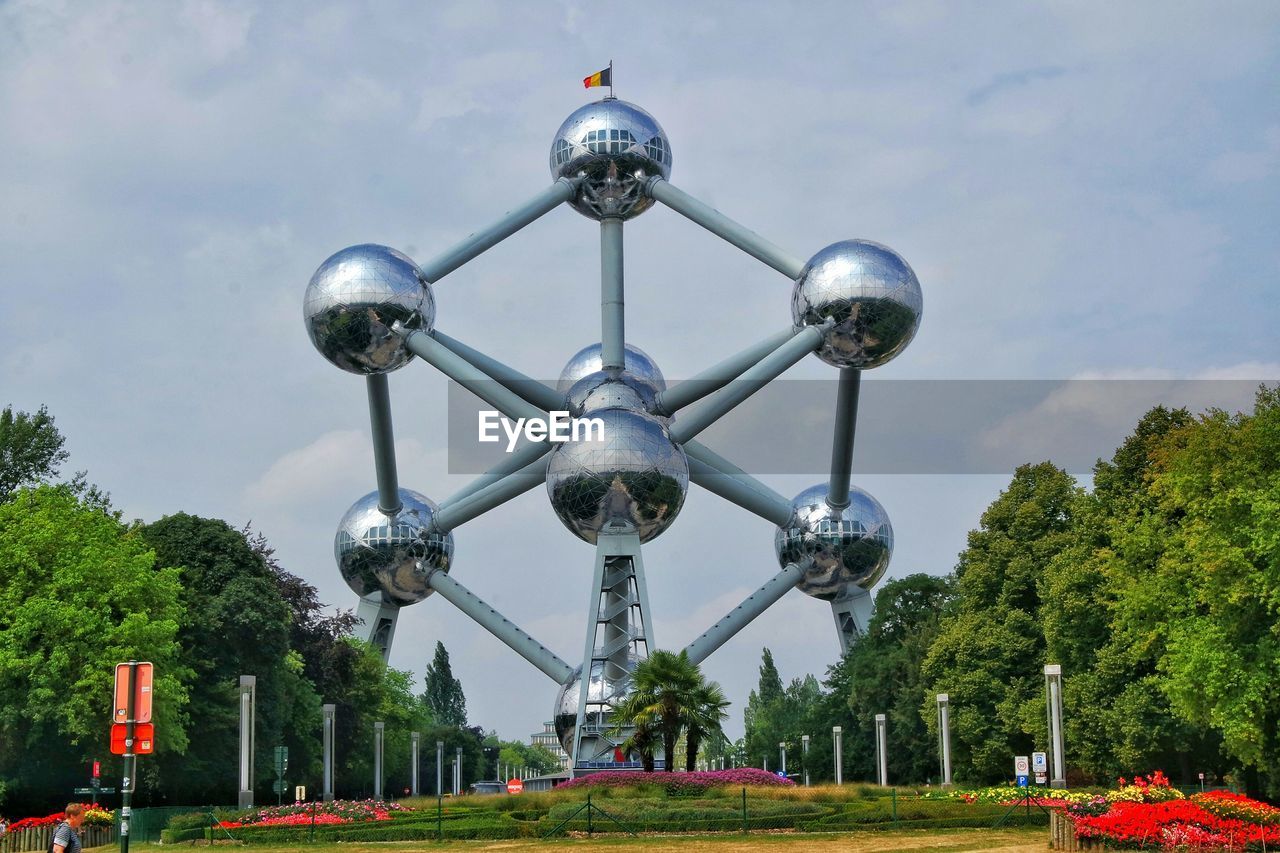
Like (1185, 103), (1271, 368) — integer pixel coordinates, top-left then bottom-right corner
(875, 714), (888, 787)
(801, 735), (810, 787)
(322, 704), (335, 802)
(833, 726), (843, 786)
(238, 676), (256, 809)
(435, 741), (444, 797)
(936, 694), (953, 789)
(410, 731), (420, 796)
(779, 742), (787, 776)
(373, 722), (384, 800)
(1044, 664), (1066, 788)
(455, 746), (463, 795)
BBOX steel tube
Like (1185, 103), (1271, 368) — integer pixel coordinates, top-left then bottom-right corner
(432, 457), (546, 532)
(654, 327), (797, 415)
(826, 368), (861, 509)
(600, 218), (625, 369)
(670, 325), (825, 443)
(431, 329), (563, 411)
(645, 178), (806, 279)
(686, 456), (794, 527)
(683, 561), (807, 664)
(442, 439), (555, 508)
(398, 326), (546, 423)
(419, 179), (578, 283)
(427, 570), (574, 683)
(684, 440), (794, 522)
(365, 374), (402, 513)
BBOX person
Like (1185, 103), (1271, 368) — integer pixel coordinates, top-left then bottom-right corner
(49, 804), (84, 853)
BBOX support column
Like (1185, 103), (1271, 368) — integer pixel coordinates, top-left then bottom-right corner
(373, 722), (384, 800)
(600, 217), (624, 369)
(411, 732), (420, 796)
(572, 526), (652, 771)
(875, 714), (888, 787)
(830, 585), (874, 654)
(356, 593), (399, 664)
(238, 676), (256, 809)
(322, 704), (336, 802)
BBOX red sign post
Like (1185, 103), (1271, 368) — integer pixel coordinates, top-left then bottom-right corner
(113, 662), (153, 724)
(507, 778), (524, 794)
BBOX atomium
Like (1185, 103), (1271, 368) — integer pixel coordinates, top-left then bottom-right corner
(546, 408), (688, 544)
(792, 240), (922, 369)
(774, 483), (893, 600)
(335, 488), (453, 606)
(550, 99), (672, 221)
(304, 244), (435, 375)
(306, 92), (924, 777)
(557, 342), (667, 393)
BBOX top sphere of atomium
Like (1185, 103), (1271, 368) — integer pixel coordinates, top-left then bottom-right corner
(556, 342), (667, 393)
(335, 488), (453, 606)
(792, 240), (922, 369)
(304, 244), (435, 375)
(550, 99), (672, 221)
(546, 408), (688, 544)
(775, 483), (893, 599)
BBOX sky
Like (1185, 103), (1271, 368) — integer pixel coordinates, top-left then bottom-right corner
(2, 1), (1279, 747)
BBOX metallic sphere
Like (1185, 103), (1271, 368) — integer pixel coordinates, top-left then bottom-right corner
(557, 342), (667, 393)
(553, 655), (642, 756)
(550, 99), (672, 220)
(334, 488), (453, 606)
(791, 240), (922, 369)
(775, 483), (893, 599)
(564, 369), (660, 417)
(304, 244), (435, 375)
(546, 408), (688, 544)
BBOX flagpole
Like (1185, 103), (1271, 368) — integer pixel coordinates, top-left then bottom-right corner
(609, 59), (614, 99)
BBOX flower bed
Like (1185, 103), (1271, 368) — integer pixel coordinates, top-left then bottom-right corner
(218, 799), (411, 829)
(1073, 797), (1280, 849)
(558, 768), (795, 793)
(7, 805), (114, 832)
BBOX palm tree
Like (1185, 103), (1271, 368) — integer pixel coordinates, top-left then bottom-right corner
(683, 680), (730, 771)
(610, 691), (658, 771)
(610, 649), (702, 771)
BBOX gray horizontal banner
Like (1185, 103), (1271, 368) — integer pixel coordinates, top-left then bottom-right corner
(446, 379), (1275, 476)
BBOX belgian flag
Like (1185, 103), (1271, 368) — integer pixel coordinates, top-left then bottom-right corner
(583, 65), (612, 89)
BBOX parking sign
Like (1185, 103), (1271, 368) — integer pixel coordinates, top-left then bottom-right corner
(1032, 752), (1048, 774)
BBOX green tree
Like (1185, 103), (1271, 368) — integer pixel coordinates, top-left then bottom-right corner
(423, 642), (467, 727)
(609, 650), (703, 771)
(141, 514), (299, 804)
(1110, 390), (1280, 796)
(0, 485), (189, 813)
(0, 405), (69, 502)
(684, 680), (730, 771)
(921, 462), (1080, 782)
(840, 574), (952, 784)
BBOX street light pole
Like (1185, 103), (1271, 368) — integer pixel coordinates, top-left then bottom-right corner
(936, 694), (953, 789)
(1045, 665), (1067, 788)
(833, 726), (843, 786)
(779, 742), (786, 777)
(801, 735), (810, 787)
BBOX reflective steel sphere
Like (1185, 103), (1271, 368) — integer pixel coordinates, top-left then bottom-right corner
(304, 244), (435, 375)
(334, 488), (453, 605)
(564, 369), (660, 417)
(557, 343), (666, 393)
(546, 409), (688, 543)
(553, 655), (641, 756)
(775, 483), (893, 599)
(550, 99), (672, 220)
(791, 240), (922, 369)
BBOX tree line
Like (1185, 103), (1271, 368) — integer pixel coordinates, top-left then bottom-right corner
(0, 405), (560, 815)
(739, 390), (1279, 799)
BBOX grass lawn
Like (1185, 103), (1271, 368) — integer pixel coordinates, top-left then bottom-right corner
(100, 827), (1046, 852)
